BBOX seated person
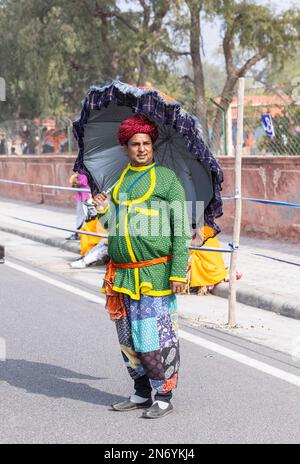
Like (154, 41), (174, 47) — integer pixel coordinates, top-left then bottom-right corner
(188, 226), (241, 295)
(70, 197), (109, 269)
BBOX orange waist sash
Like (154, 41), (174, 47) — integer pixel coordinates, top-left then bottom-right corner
(104, 255), (172, 320)
(111, 255), (172, 269)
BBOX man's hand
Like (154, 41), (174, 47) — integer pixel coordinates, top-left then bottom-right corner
(170, 281), (186, 294)
(92, 192), (109, 211)
(69, 173), (79, 188)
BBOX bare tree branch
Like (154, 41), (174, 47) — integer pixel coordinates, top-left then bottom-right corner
(89, 2), (139, 34)
(223, 28), (237, 76)
(237, 51), (268, 77)
(149, 0), (170, 33)
(181, 74), (195, 84)
(185, 0), (208, 138)
(163, 45), (190, 56)
(113, 12), (139, 33)
(139, 0), (151, 29)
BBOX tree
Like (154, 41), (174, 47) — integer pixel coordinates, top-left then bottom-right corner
(180, 0), (300, 152)
(1, 0), (299, 144)
(0, 0), (181, 120)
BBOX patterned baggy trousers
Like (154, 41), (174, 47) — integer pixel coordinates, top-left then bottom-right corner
(115, 294), (180, 396)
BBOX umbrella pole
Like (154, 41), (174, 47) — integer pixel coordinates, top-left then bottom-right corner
(228, 78), (244, 327)
(105, 180), (119, 195)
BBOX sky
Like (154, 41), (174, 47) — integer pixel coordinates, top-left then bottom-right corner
(202, 0), (299, 63)
(119, 0), (298, 64)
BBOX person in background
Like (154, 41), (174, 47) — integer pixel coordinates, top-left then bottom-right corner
(70, 198), (109, 269)
(67, 172), (90, 240)
(188, 226), (241, 295)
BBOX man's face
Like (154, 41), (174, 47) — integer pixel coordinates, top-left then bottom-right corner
(125, 133), (154, 166)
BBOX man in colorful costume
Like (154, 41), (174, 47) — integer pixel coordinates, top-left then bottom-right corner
(93, 114), (191, 419)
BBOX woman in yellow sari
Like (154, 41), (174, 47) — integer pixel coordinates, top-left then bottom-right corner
(70, 197), (109, 269)
(188, 226), (229, 295)
(79, 217), (106, 256)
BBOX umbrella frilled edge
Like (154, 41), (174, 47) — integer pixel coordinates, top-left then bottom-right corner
(73, 80), (224, 236)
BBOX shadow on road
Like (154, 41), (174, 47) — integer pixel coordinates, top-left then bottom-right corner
(0, 359), (126, 406)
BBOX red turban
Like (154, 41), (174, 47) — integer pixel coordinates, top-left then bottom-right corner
(118, 114), (159, 146)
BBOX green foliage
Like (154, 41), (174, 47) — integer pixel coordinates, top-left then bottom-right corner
(0, 0), (299, 129)
(205, 0), (299, 61)
(0, 0), (182, 120)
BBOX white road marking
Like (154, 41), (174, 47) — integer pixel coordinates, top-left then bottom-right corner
(6, 260), (300, 388)
(6, 260), (105, 305)
(179, 331), (300, 387)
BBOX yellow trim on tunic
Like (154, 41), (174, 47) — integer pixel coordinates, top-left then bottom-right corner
(111, 163), (158, 299)
(96, 205), (109, 215)
(128, 162), (156, 172)
(101, 286), (173, 297)
(112, 165), (130, 204)
(134, 268), (139, 298)
(112, 163), (156, 206)
(112, 208), (140, 299)
(113, 283), (139, 300)
(139, 281), (172, 297)
(134, 207), (159, 216)
(169, 277), (187, 283)
(111, 212), (140, 299)
(145, 289), (173, 296)
(124, 206), (137, 263)
(140, 281), (153, 292)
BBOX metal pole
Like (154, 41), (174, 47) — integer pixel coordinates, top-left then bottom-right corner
(228, 78), (244, 327)
(222, 111), (227, 156)
(227, 103), (233, 156)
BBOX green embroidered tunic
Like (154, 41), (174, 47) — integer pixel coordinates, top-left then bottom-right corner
(98, 162), (191, 300)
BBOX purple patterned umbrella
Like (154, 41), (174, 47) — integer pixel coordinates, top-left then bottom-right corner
(73, 80), (223, 236)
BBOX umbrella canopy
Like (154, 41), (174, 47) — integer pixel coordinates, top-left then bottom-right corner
(73, 80), (223, 235)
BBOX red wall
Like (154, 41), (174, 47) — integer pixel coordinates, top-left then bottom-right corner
(0, 155), (76, 207)
(0, 154), (300, 242)
(218, 156), (300, 242)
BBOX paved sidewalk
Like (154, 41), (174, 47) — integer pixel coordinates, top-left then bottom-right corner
(215, 234), (300, 319)
(1, 196), (300, 320)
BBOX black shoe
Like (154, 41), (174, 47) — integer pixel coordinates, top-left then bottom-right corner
(111, 397), (152, 411)
(141, 401), (174, 419)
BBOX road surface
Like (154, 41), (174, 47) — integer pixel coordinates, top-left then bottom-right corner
(0, 231), (300, 444)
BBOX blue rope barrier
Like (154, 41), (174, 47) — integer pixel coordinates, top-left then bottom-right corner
(0, 179), (90, 193)
(10, 217), (235, 252)
(1, 179), (299, 208)
(11, 217), (108, 239)
(8, 217), (300, 266)
(243, 197), (300, 208)
(223, 195), (300, 208)
(252, 253), (300, 267)
(189, 245), (234, 253)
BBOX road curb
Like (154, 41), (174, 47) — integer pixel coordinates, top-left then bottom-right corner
(0, 225), (80, 255)
(2, 224), (300, 321)
(212, 283), (300, 321)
